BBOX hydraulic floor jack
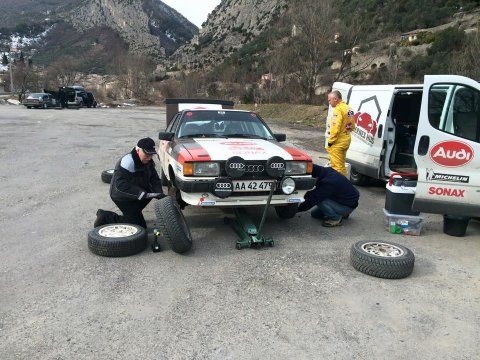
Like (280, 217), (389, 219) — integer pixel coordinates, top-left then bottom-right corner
(224, 181), (276, 250)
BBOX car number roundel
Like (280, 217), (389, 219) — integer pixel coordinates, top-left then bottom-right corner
(429, 140), (474, 167)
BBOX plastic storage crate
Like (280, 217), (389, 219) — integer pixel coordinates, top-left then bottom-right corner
(383, 208), (424, 236)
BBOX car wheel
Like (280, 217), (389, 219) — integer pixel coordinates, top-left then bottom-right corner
(275, 204), (298, 219)
(88, 223), (147, 257)
(350, 240), (415, 279)
(101, 169), (115, 183)
(350, 167), (370, 186)
(154, 196), (192, 254)
(27, 106), (31, 109)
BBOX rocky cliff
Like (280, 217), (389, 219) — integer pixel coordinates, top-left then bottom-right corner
(172, 0), (288, 69)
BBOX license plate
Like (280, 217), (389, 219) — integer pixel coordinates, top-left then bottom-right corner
(233, 180), (274, 192)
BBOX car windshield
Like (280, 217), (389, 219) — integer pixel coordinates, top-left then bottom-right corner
(28, 93), (45, 98)
(177, 111), (275, 140)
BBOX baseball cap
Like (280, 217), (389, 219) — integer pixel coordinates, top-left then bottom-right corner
(137, 137), (157, 155)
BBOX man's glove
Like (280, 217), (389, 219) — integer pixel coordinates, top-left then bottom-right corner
(145, 192), (165, 199)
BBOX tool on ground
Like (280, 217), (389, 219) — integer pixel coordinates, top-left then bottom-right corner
(225, 180), (276, 250)
(151, 228), (161, 252)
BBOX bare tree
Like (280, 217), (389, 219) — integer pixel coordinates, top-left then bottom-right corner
(291, 0), (336, 103)
(13, 62), (40, 101)
(449, 27), (480, 79)
(44, 56), (83, 88)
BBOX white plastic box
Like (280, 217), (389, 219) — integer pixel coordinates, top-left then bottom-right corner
(383, 208), (424, 236)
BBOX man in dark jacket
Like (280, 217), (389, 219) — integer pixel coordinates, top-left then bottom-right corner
(94, 137), (165, 228)
(298, 164), (359, 227)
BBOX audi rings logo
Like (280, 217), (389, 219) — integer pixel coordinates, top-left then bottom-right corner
(216, 183), (232, 189)
(270, 163), (285, 170)
(246, 164), (264, 173)
(229, 163), (245, 170)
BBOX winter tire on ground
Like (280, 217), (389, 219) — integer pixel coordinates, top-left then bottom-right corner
(350, 240), (415, 279)
(350, 168), (370, 186)
(101, 169), (115, 183)
(154, 196), (192, 254)
(275, 204), (298, 219)
(88, 224), (147, 257)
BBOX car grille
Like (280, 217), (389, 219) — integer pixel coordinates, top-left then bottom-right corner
(221, 160), (271, 180)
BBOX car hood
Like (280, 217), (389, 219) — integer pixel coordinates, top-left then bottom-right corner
(179, 138), (311, 162)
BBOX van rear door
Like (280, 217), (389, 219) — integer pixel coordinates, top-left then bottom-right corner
(346, 86), (395, 179)
(413, 75), (480, 217)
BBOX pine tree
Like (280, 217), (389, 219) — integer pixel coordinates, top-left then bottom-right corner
(1, 54), (8, 66)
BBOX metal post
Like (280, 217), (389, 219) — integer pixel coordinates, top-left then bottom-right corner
(9, 60), (14, 93)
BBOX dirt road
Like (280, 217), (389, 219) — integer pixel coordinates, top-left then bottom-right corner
(0, 105), (478, 359)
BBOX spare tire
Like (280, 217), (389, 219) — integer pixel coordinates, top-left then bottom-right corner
(101, 169), (115, 183)
(88, 224), (147, 257)
(154, 196), (192, 254)
(350, 240), (415, 279)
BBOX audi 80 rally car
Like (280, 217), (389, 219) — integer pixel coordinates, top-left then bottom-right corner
(158, 109), (316, 218)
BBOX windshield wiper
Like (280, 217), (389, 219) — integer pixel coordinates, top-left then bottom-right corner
(180, 134), (227, 138)
(226, 133), (269, 140)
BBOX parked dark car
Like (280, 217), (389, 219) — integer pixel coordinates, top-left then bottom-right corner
(23, 93), (56, 109)
(85, 92), (97, 108)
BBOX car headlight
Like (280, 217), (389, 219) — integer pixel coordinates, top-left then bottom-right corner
(285, 161), (308, 175)
(192, 162), (220, 176)
(281, 177), (296, 195)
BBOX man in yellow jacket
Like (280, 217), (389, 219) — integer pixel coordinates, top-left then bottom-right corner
(326, 91), (355, 176)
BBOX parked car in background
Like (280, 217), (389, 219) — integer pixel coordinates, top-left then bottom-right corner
(23, 93), (56, 109)
(85, 92), (97, 108)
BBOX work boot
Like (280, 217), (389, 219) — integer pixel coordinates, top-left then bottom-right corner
(342, 214), (350, 220)
(322, 218), (343, 227)
(94, 209), (107, 228)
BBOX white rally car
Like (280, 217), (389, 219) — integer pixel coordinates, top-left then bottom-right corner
(157, 108), (316, 219)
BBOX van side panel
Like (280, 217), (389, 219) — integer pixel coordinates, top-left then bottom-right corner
(346, 87), (395, 178)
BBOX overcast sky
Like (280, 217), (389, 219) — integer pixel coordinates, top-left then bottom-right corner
(162, 0), (222, 27)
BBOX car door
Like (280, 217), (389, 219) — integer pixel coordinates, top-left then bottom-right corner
(413, 75), (480, 217)
(346, 87), (395, 179)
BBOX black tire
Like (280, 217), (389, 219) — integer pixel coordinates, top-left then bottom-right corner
(275, 204), (298, 219)
(101, 169), (115, 183)
(350, 240), (415, 279)
(27, 106), (32, 109)
(154, 196), (192, 254)
(88, 223), (147, 257)
(350, 167), (370, 186)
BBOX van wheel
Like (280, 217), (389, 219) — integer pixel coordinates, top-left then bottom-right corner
(88, 224), (147, 257)
(275, 204), (298, 219)
(154, 196), (192, 254)
(350, 168), (370, 186)
(101, 169), (115, 183)
(350, 240), (415, 279)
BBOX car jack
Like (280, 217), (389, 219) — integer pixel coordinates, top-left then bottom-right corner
(224, 182), (276, 250)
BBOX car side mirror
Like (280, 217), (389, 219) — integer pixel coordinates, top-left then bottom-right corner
(159, 132), (174, 141)
(274, 133), (286, 142)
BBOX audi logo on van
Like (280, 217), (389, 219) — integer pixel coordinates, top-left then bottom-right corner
(229, 163), (245, 169)
(430, 140), (474, 167)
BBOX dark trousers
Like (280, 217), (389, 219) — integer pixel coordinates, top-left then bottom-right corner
(103, 199), (152, 228)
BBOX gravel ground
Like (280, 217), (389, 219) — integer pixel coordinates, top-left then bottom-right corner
(0, 105), (479, 360)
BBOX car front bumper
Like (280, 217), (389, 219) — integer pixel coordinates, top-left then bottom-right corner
(175, 176), (316, 207)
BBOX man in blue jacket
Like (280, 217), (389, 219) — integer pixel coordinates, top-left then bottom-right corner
(94, 137), (165, 228)
(298, 164), (359, 227)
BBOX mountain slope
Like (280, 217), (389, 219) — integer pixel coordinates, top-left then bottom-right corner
(172, 0), (288, 69)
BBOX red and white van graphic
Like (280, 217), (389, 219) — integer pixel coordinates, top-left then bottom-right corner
(429, 140), (474, 167)
(354, 112), (378, 136)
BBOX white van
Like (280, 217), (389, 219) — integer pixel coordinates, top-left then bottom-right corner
(327, 75), (479, 217)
